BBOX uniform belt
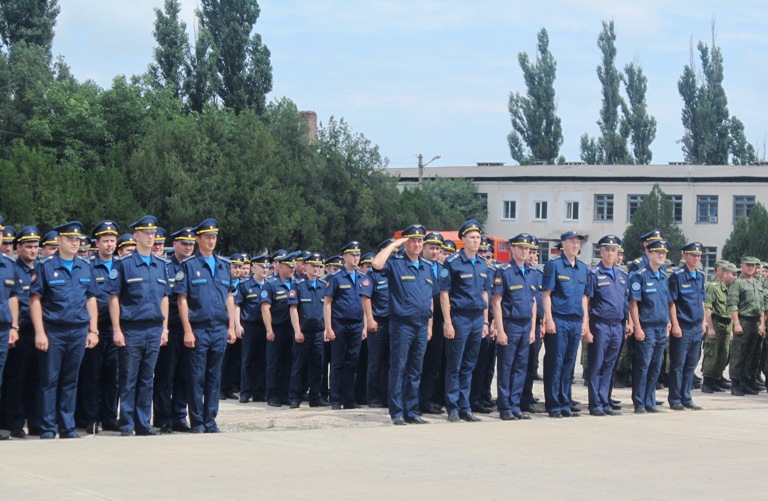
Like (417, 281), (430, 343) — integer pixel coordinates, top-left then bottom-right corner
(712, 314), (731, 324)
(738, 315), (759, 321)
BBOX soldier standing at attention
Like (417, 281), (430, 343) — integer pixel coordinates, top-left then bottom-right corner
(702, 261), (736, 393)
(727, 256), (765, 396)
(362, 240), (392, 409)
(542, 231), (589, 418)
(667, 242), (706, 411)
(235, 254), (270, 403)
(440, 220), (489, 423)
(31, 222), (99, 439)
(324, 241), (368, 410)
(628, 239), (672, 414)
(175, 218), (236, 433)
(418, 232), (446, 415)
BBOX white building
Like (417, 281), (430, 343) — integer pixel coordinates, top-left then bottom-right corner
(390, 163), (768, 272)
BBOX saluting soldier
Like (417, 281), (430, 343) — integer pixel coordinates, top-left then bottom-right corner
(108, 216), (171, 436)
(235, 254), (269, 403)
(584, 235), (630, 416)
(175, 218), (236, 433)
(0, 226), (41, 438)
(153, 227), (195, 432)
(727, 256), (765, 396)
(492, 233), (536, 421)
(440, 220), (489, 423)
(289, 252), (328, 408)
(324, 241), (368, 410)
(702, 261), (736, 393)
(373, 225), (435, 425)
(628, 239), (672, 414)
(262, 251), (299, 407)
(75, 220), (120, 434)
(362, 241), (392, 408)
(667, 242), (706, 411)
(31, 222), (99, 439)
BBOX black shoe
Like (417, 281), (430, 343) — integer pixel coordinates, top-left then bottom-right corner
(171, 422), (192, 433)
(82, 422), (99, 435)
(40, 432), (55, 439)
(447, 411), (460, 423)
(405, 416), (430, 424)
(289, 401), (301, 409)
(9, 429), (26, 438)
(717, 378), (731, 389)
(731, 382), (746, 396)
(669, 403), (685, 411)
(239, 396), (251, 403)
(711, 381), (726, 392)
(267, 401), (281, 407)
(120, 430), (133, 437)
(343, 403), (359, 410)
(743, 384), (759, 395)
(206, 426), (223, 433)
(391, 416), (407, 426)
(646, 407), (663, 413)
(500, 412), (517, 421)
(60, 431), (80, 439)
(160, 425), (173, 434)
(634, 407), (646, 414)
(368, 402), (386, 408)
(459, 411), (481, 422)
(570, 400), (582, 406)
(532, 397), (540, 403)
(309, 399), (331, 407)
(331, 403), (342, 410)
(683, 402), (702, 410)
(421, 404), (445, 415)
(570, 404), (582, 413)
(100, 420), (120, 432)
(589, 410), (606, 416)
(701, 383), (715, 394)
(561, 409), (579, 417)
(135, 428), (158, 436)
(609, 398), (621, 405)
(605, 409), (622, 416)
(471, 405), (492, 414)
(512, 412), (531, 420)
(548, 411), (563, 418)
(521, 403), (543, 414)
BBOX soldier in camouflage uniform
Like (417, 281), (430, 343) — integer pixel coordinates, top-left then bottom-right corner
(702, 261), (736, 393)
(726, 257), (765, 396)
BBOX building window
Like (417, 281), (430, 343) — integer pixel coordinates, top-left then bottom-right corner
(702, 246), (717, 277)
(594, 194), (614, 222)
(592, 244), (601, 261)
(733, 195), (755, 222)
(534, 201), (548, 221)
(565, 201), (580, 221)
(666, 195), (683, 224)
(502, 200), (517, 220)
(627, 195), (646, 222)
(538, 241), (551, 264)
(697, 195), (719, 223)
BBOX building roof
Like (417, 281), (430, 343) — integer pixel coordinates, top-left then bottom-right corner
(389, 164), (768, 183)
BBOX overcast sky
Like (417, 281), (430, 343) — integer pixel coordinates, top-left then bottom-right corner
(52, 0), (768, 168)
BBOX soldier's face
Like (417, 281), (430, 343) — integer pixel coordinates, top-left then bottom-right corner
(511, 245), (528, 264)
(343, 252), (359, 270)
(174, 241), (195, 258)
(306, 263), (322, 280)
(17, 241), (39, 263)
(462, 231), (481, 252)
(196, 233), (217, 253)
(96, 235), (117, 257)
(683, 253), (701, 270)
(600, 246), (618, 267)
(58, 235), (80, 258)
(0, 243), (12, 254)
(423, 243), (441, 262)
(650, 250), (667, 266)
(404, 237), (424, 260)
(562, 237), (581, 258)
(741, 263), (756, 278)
(724, 271), (737, 286)
(41, 245), (58, 257)
(252, 264), (268, 280)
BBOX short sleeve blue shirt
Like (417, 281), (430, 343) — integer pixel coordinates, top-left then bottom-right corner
(668, 266), (706, 326)
(107, 251), (171, 324)
(439, 249), (489, 312)
(380, 255), (435, 321)
(30, 254), (95, 326)
(542, 255), (588, 317)
(629, 267), (672, 327)
(586, 263), (629, 323)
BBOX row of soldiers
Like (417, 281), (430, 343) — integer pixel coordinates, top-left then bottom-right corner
(1, 215), (766, 437)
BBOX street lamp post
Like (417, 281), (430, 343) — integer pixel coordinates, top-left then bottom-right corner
(418, 154), (441, 188)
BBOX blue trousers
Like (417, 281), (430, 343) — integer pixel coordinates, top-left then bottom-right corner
(330, 319), (363, 406)
(388, 319), (428, 419)
(366, 316), (390, 406)
(587, 320), (623, 413)
(633, 325), (667, 410)
(289, 329), (324, 402)
(668, 324), (702, 406)
(496, 321), (530, 414)
(76, 323), (118, 427)
(153, 324), (188, 428)
(543, 315), (582, 413)
(0, 324), (41, 433)
(184, 325), (227, 432)
(240, 320), (267, 401)
(444, 309), (483, 414)
(418, 319), (444, 411)
(521, 320), (541, 407)
(38, 324), (88, 437)
(118, 325), (162, 432)
(266, 322), (293, 404)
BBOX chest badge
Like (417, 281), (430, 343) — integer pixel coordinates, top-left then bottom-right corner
(53, 272), (58, 278)
(196, 270), (201, 277)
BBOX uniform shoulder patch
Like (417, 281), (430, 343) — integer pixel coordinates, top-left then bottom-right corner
(362, 278), (370, 287)
(175, 271), (184, 281)
(631, 281), (641, 291)
(260, 290), (269, 298)
(30, 272), (38, 284)
(109, 269), (118, 280)
(493, 276), (503, 285)
(288, 290), (297, 298)
(440, 268), (449, 278)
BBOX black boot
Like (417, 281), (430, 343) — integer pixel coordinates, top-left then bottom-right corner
(717, 377), (731, 389)
(731, 379), (745, 396)
(701, 377), (715, 394)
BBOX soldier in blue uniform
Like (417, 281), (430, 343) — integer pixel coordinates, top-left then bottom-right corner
(152, 227), (167, 258)
(220, 253), (246, 400)
(153, 227), (195, 432)
(362, 240), (392, 408)
(116, 234), (137, 256)
(542, 230), (589, 418)
(262, 251), (299, 407)
(75, 220), (120, 433)
(418, 232), (446, 415)
(439, 220), (489, 423)
(1, 225), (15, 255)
(629, 239), (672, 413)
(521, 236), (544, 414)
(584, 235), (630, 416)
(288, 252), (328, 408)
(0, 230), (20, 440)
(324, 241), (368, 410)
(40, 231), (58, 257)
(492, 233), (537, 421)
(175, 218), (236, 433)
(0, 226), (41, 437)
(667, 242), (706, 411)
(627, 229), (665, 274)
(31, 222), (99, 439)
(108, 215), (171, 436)
(471, 236), (496, 414)
(373, 225), (435, 425)
(235, 254), (269, 403)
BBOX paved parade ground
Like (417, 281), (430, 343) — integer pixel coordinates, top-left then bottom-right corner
(1, 381), (766, 500)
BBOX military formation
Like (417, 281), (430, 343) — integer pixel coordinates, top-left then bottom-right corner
(0, 215), (767, 439)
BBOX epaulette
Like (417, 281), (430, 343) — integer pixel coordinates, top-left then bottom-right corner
(265, 275), (277, 283)
(500, 263), (511, 270)
(589, 265), (600, 275)
(87, 254), (96, 261)
(76, 255), (90, 262)
(318, 277), (327, 286)
(392, 253), (404, 260)
(114, 254), (128, 262)
(293, 277), (306, 284)
(155, 255), (170, 264)
(0, 253), (13, 262)
(445, 253), (459, 264)
(220, 257), (231, 264)
(39, 255), (54, 263)
(673, 267), (685, 275)
(181, 256), (195, 263)
(637, 267), (647, 275)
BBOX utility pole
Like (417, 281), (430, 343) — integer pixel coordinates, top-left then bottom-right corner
(418, 154), (441, 188)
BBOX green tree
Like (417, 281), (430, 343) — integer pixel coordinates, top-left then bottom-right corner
(199, 0), (272, 114)
(722, 203), (768, 263)
(620, 62), (656, 164)
(183, 29), (219, 113)
(581, 20), (630, 164)
(149, 0), (190, 100)
(0, 0), (59, 52)
(623, 184), (687, 264)
(507, 28), (563, 165)
(678, 24), (755, 165)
